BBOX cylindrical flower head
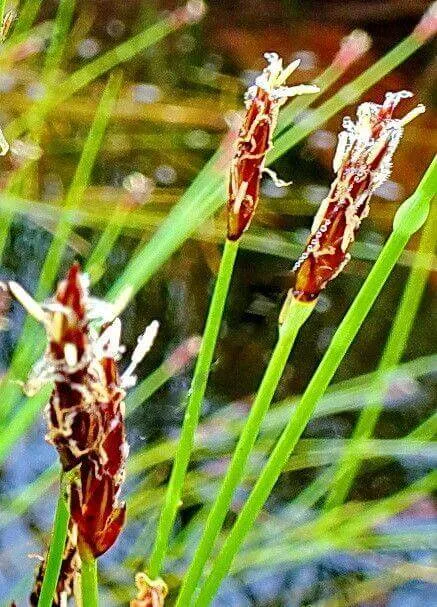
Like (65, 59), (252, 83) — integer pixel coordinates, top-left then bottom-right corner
(291, 91), (425, 302)
(227, 52), (319, 240)
(11, 265), (158, 559)
(44, 263), (101, 471)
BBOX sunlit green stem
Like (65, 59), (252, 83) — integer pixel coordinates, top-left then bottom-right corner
(324, 199), (437, 509)
(85, 202), (131, 284)
(0, 0), (6, 27)
(0, 0), (76, 262)
(148, 238), (239, 578)
(80, 553), (99, 607)
(176, 297), (315, 607)
(37, 475), (69, 607)
(193, 157), (436, 606)
(5, 12), (191, 141)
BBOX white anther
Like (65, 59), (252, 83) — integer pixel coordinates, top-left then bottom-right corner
(64, 343), (78, 368)
(262, 167), (292, 187)
(8, 281), (47, 324)
(121, 320), (159, 388)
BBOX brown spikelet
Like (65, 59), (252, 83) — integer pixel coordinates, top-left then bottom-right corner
(290, 91), (424, 303)
(12, 264), (158, 560)
(227, 52), (318, 240)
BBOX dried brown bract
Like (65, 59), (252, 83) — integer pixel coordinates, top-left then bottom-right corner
(227, 52), (318, 240)
(290, 91), (424, 303)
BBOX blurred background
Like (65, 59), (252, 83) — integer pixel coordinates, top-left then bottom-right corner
(0, 1), (435, 605)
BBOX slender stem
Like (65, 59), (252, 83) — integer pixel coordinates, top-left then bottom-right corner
(147, 238), (239, 578)
(80, 554), (99, 607)
(37, 476), (69, 607)
(176, 297), (315, 607)
(193, 158), (436, 606)
(10, 0), (43, 38)
(324, 200), (437, 509)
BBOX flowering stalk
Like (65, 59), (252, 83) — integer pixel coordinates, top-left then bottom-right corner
(146, 53), (317, 591)
(193, 156), (436, 607)
(187, 93), (424, 606)
(10, 264), (158, 606)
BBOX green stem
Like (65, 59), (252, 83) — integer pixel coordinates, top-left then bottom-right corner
(81, 554), (99, 607)
(176, 297), (315, 607)
(37, 476), (69, 607)
(11, 0), (43, 38)
(147, 238), (239, 578)
(324, 200), (437, 509)
(193, 158), (436, 606)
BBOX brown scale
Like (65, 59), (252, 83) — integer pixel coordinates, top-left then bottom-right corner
(70, 459), (126, 558)
(70, 355), (127, 558)
(45, 265), (128, 558)
(46, 263), (102, 471)
(227, 87), (274, 240)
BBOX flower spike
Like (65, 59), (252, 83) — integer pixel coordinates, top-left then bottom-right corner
(227, 52), (319, 240)
(11, 264), (158, 560)
(285, 91), (424, 308)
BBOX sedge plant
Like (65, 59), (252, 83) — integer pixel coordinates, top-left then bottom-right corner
(146, 52), (319, 585)
(193, 154), (436, 605)
(1, 4), (434, 468)
(176, 91), (425, 605)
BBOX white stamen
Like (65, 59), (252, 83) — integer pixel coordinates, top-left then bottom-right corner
(64, 343), (78, 368)
(233, 180), (249, 215)
(262, 167), (292, 187)
(332, 131), (350, 173)
(8, 281), (47, 324)
(400, 103), (426, 125)
(0, 127), (9, 156)
(121, 320), (159, 388)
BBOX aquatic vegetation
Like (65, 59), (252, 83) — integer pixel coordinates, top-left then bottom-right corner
(0, 2), (435, 606)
